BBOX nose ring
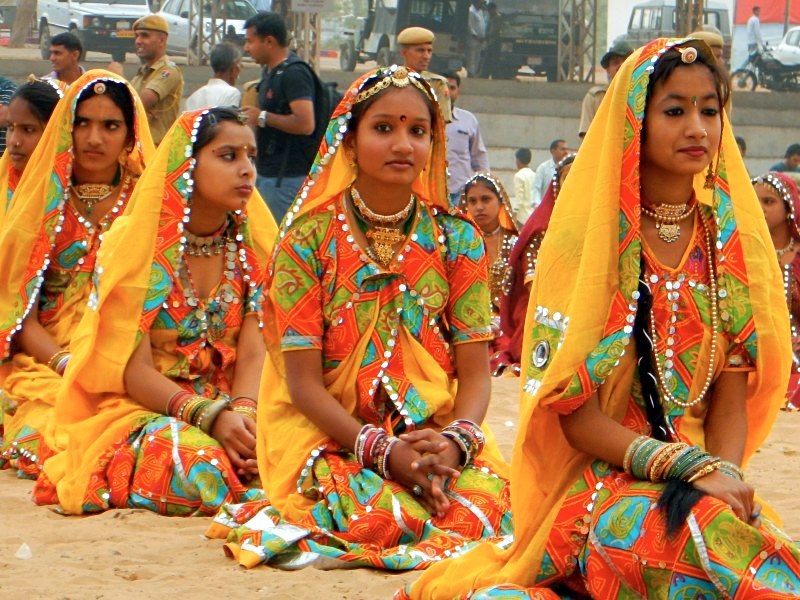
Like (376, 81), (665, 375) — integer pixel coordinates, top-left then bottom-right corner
(701, 129), (707, 137)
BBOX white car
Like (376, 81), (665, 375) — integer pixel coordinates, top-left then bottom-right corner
(154, 0), (257, 57)
(773, 26), (800, 67)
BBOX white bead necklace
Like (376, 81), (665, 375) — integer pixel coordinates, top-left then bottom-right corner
(648, 215), (719, 408)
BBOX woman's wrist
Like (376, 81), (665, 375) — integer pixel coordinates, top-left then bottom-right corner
(230, 395), (257, 421)
(623, 436), (725, 483)
(354, 424), (399, 480)
(441, 419), (485, 468)
(47, 349), (71, 375)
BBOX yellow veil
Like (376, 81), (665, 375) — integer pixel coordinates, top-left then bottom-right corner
(0, 70), (154, 362)
(406, 38), (790, 598)
(0, 77), (67, 220)
(41, 109), (277, 514)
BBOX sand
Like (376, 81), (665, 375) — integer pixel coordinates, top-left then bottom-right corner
(1, 377), (798, 600)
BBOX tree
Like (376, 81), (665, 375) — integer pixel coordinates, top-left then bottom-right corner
(10, 0), (37, 48)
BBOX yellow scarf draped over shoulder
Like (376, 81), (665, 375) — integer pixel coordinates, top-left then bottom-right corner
(406, 38), (790, 598)
(255, 67), (507, 527)
(42, 109), (277, 514)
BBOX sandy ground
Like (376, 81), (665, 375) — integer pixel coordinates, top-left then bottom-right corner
(1, 378), (798, 600)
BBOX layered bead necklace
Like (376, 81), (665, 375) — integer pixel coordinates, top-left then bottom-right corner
(641, 198), (697, 244)
(648, 214), (719, 408)
(350, 186), (415, 267)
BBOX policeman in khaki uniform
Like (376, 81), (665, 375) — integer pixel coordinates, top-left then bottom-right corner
(396, 27), (452, 123)
(130, 15), (183, 145)
(578, 40), (633, 139)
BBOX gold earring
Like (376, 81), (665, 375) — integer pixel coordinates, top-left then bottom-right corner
(704, 158), (718, 189)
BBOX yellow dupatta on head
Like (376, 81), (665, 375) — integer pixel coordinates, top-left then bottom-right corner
(41, 109), (277, 514)
(459, 171), (519, 234)
(0, 78), (67, 221)
(0, 70), (154, 362)
(253, 66), (507, 537)
(406, 38), (790, 598)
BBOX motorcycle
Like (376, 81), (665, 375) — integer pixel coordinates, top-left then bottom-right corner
(731, 44), (800, 92)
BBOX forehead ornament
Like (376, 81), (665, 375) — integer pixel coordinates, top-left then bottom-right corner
(355, 65), (433, 104)
(94, 82), (107, 95)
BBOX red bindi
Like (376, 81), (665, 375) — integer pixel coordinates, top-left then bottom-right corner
(400, 115), (407, 122)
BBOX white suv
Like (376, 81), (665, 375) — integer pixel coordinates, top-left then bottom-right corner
(37, 0), (149, 62)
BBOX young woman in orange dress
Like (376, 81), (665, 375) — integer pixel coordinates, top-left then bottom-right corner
(0, 71), (154, 478)
(753, 171), (800, 410)
(208, 66), (511, 570)
(400, 38), (800, 600)
(459, 172), (519, 369)
(33, 107), (277, 516)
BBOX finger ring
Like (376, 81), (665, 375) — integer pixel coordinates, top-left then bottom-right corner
(412, 484), (423, 497)
(751, 510), (761, 520)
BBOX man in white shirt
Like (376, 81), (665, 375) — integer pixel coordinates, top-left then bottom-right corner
(445, 72), (490, 206)
(747, 6), (763, 55)
(513, 147), (536, 223)
(532, 139), (569, 208)
(185, 43), (243, 111)
(467, 0), (487, 76)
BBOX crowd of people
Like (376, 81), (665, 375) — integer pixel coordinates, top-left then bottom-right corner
(1, 11), (800, 598)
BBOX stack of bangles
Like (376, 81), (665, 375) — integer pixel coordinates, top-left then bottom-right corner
(165, 390), (230, 435)
(623, 435), (745, 483)
(48, 349), (71, 375)
(441, 419), (485, 468)
(230, 396), (257, 421)
(354, 425), (399, 480)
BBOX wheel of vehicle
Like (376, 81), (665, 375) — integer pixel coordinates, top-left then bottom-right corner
(730, 68), (757, 92)
(376, 45), (391, 68)
(111, 50), (127, 62)
(39, 20), (51, 60)
(340, 40), (357, 71)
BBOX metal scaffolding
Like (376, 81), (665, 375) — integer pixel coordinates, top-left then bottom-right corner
(675, 0), (706, 37)
(187, 0), (229, 66)
(557, 0), (598, 82)
(285, 10), (322, 72)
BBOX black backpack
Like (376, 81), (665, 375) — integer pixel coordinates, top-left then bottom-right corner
(265, 58), (343, 177)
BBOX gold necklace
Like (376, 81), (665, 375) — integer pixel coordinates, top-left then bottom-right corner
(350, 186), (415, 226)
(349, 190), (414, 267)
(641, 200), (697, 243)
(71, 182), (116, 216)
(484, 224), (503, 237)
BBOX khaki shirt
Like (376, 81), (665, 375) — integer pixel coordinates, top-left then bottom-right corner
(131, 55), (183, 145)
(423, 71), (453, 124)
(579, 84), (606, 137)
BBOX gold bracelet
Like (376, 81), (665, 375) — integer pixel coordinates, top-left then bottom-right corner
(47, 349), (70, 372)
(686, 459), (722, 484)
